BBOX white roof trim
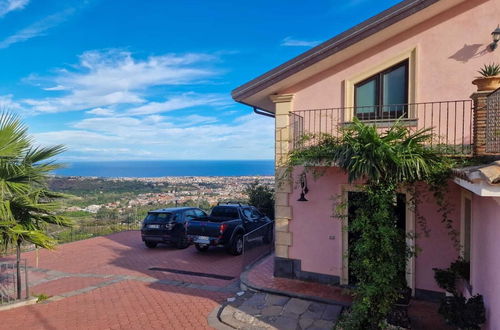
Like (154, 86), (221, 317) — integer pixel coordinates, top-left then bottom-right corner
(454, 178), (500, 197)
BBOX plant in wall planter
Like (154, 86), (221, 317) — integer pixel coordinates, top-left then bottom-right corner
(438, 295), (486, 330)
(472, 63), (500, 91)
(433, 267), (458, 297)
(433, 260), (486, 329)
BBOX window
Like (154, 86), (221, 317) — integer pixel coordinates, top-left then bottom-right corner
(210, 206), (239, 220)
(250, 207), (263, 221)
(354, 60), (409, 120)
(184, 210), (195, 220)
(242, 208), (254, 221)
(194, 209), (207, 218)
(144, 213), (172, 223)
(462, 197), (472, 282)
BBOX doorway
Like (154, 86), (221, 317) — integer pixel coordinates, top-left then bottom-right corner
(347, 191), (407, 286)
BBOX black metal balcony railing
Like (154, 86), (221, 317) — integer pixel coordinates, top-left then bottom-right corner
(290, 100), (474, 156)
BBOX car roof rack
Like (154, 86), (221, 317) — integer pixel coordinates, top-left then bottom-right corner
(217, 201), (247, 206)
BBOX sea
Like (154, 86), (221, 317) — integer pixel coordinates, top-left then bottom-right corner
(53, 160), (275, 178)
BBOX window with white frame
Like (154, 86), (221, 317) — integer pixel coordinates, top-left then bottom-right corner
(461, 195), (472, 283)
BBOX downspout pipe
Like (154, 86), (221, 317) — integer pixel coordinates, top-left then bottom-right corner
(253, 107), (275, 118)
(236, 100), (275, 118)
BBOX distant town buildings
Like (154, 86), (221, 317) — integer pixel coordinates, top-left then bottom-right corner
(63, 176), (274, 213)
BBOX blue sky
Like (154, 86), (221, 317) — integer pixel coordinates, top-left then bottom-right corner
(0, 0), (401, 161)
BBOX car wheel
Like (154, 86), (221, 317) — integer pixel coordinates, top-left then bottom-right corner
(195, 243), (209, 252)
(145, 241), (157, 249)
(176, 234), (189, 249)
(228, 234), (243, 256)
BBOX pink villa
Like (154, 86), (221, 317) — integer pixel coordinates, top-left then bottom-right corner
(232, 0), (500, 328)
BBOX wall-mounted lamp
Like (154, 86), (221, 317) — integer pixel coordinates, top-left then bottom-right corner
(490, 25), (500, 51)
(297, 172), (309, 202)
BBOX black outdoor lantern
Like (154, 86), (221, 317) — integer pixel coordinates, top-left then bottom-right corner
(297, 172), (309, 202)
(490, 25), (500, 50)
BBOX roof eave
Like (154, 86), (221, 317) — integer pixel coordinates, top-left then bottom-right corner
(231, 0), (446, 105)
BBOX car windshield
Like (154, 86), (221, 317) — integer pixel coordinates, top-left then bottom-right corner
(144, 212), (172, 223)
(210, 206), (239, 219)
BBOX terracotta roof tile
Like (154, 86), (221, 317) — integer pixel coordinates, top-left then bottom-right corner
(453, 161), (500, 185)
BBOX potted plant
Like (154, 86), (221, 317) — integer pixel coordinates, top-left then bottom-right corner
(433, 267), (457, 296)
(472, 63), (500, 91)
(434, 260), (486, 329)
(438, 294), (486, 330)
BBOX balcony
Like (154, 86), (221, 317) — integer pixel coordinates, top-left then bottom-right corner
(289, 100), (474, 156)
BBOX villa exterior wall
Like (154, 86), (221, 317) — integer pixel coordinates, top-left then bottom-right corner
(470, 196), (500, 330)
(285, 0), (499, 111)
(288, 167), (461, 296)
(288, 167), (347, 278)
(267, 1), (500, 326)
(412, 182), (461, 294)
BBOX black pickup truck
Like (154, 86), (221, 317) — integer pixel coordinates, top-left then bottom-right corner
(186, 203), (273, 255)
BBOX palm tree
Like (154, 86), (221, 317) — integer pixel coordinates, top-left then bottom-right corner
(290, 118), (451, 184)
(0, 113), (71, 299)
(289, 118), (453, 329)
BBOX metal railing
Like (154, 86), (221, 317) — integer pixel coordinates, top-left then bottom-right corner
(487, 89), (500, 153)
(55, 223), (142, 243)
(242, 222), (274, 271)
(290, 100), (474, 156)
(0, 260), (28, 304)
(0, 223), (142, 257)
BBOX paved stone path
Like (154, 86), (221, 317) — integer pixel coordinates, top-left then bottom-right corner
(219, 291), (343, 330)
(0, 231), (244, 329)
(241, 254), (454, 330)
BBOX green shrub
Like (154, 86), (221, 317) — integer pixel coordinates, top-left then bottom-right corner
(449, 258), (470, 282)
(34, 293), (52, 303)
(245, 180), (275, 219)
(438, 295), (486, 330)
(433, 267), (457, 295)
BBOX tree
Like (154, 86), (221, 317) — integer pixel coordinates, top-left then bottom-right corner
(245, 181), (275, 219)
(0, 113), (71, 299)
(289, 118), (453, 329)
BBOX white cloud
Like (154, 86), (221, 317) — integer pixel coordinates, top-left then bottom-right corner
(86, 107), (115, 116)
(22, 49), (219, 114)
(180, 114), (218, 125)
(281, 36), (320, 47)
(35, 114), (274, 160)
(43, 85), (66, 91)
(0, 0), (29, 17)
(33, 130), (122, 148)
(12, 48), (273, 161)
(0, 94), (24, 111)
(0, 8), (75, 49)
(126, 93), (227, 116)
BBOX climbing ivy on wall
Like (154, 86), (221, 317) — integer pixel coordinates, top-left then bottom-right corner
(287, 118), (460, 329)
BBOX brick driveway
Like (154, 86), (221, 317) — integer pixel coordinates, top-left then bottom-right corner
(0, 231), (246, 329)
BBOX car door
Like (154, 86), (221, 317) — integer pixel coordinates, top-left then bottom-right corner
(184, 209), (198, 222)
(241, 207), (260, 232)
(193, 209), (208, 219)
(251, 207), (268, 223)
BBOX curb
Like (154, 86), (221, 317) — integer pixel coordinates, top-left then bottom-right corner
(0, 298), (38, 311)
(208, 303), (236, 330)
(239, 256), (351, 308)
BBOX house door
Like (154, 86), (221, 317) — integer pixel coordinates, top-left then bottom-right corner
(347, 192), (406, 286)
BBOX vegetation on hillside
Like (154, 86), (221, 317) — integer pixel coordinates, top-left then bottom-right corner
(245, 180), (275, 219)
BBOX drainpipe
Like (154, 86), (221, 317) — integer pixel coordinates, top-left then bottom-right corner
(253, 107), (275, 118)
(237, 100), (275, 118)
